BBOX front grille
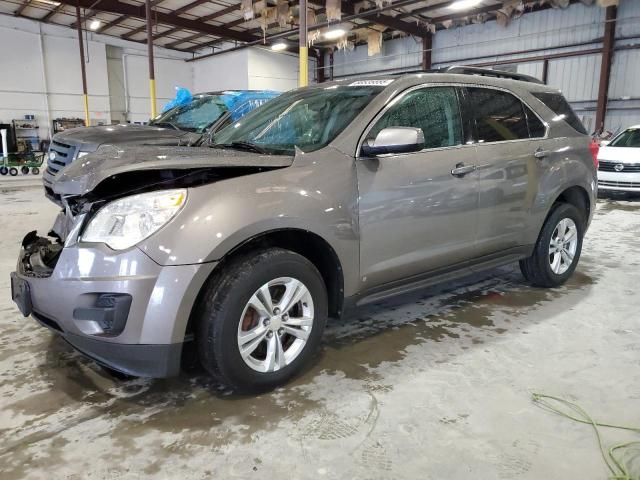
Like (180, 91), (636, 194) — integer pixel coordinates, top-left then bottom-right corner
(599, 180), (640, 189)
(47, 140), (78, 176)
(598, 160), (640, 173)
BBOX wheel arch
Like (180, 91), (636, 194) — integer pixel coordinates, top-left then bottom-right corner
(551, 184), (592, 225)
(184, 228), (345, 339)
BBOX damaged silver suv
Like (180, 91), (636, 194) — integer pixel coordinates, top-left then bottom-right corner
(11, 67), (597, 392)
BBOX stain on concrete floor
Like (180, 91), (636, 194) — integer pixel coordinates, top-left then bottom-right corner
(1, 187), (639, 479)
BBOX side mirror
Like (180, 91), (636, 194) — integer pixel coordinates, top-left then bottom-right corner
(599, 140), (610, 147)
(361, 127), (425, 157)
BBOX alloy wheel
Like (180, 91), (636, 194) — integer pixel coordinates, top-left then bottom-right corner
(237, 277), (314, 373)
(548, 218), (578, 275)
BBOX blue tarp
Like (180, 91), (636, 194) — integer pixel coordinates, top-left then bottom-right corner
(161, 87), (193, 113)
(220, 91), (280, 120)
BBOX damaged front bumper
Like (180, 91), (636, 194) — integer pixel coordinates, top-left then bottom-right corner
(10, 215), (216, 378)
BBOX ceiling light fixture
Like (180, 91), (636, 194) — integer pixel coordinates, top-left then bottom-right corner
(324, 28), (346, 40)
(271, 42), (287, 51)
(89, 19), (102, 30)
(34, 0), (61, 6)
(448, 0), (483, 10)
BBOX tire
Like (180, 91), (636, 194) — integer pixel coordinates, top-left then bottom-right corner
(31, 167), (40, 175)
(21, 166), (29, 175)
(0, 167), (7, 176)
(520, 203), (585, 288)
(9, 167), (18, 176)
(196, 248), (328, 393)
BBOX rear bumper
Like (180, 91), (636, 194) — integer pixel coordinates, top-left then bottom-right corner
(11, 233), (217, 378)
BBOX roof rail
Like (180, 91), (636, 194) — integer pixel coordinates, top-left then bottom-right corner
(441, 66), (545, 84)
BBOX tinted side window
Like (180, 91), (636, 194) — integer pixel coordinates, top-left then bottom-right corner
(369, 87), (463, 149)
(467, 88), (529, 142)
(525, 105), (546, 138)
(531, 91), (587, 135)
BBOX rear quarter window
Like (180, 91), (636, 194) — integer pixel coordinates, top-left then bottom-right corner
(531, 91), (587, 135)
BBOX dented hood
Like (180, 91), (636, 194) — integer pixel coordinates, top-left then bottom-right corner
(52, 145), (294, 197)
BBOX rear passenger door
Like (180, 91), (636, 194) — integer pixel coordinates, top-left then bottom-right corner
(464, 87), (550, 255)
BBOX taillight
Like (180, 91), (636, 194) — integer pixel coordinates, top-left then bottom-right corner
(589, 141), (599, 169)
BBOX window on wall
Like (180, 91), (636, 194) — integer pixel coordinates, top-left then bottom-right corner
(467, 88), (530, 142)
(368, 87), (463, 150)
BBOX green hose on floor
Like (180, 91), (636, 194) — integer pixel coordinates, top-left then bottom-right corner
(532, 393), (640, 480)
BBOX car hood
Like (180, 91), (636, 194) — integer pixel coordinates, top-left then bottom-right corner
(52, 145), (295, 197)
(54, 124), (195, 150)
(598, 146), (640, 163)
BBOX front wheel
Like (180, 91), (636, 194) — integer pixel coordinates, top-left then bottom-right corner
(196, 248), (328, 393)
(520, 203), (585, 287)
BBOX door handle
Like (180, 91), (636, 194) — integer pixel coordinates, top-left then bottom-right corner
(451, 163), (477, 177)
(534, 148), (550, 159)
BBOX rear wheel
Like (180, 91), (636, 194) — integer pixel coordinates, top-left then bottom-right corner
(31, 167), (40, 175)
(520, 203), (585, 287)
(9, 167), (18, 176)
(21, 166), (29, 175)
(196, 248), (328, 393)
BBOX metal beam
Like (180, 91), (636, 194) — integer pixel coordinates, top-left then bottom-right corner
(421, 33), (432, 69)
(595, 5), (616, 133)
(55, 0), (258, 43)
(187, 0), (429, 59)
(96, 14), (127, 33)
(147, 0), (223, 41)
(41, 3), (64, 22)
(162, 3), (244, 48)
(316, 50), (325, 83)
(342, 0), (429, 38)
(124, 1), (238, 41)
(14, 0), (32, 17)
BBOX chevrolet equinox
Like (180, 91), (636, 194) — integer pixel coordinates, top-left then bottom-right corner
(11, 67), (597, 392)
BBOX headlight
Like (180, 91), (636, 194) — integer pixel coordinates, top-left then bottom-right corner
(82, 189), (187, 250)
(77, 151), (90, 159)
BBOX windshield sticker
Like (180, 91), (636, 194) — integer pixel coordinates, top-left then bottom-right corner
(349, 80), (394, 87)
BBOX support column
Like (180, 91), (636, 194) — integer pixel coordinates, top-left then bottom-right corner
(146, 0), (158, 118)
(595, 6), (617, 133)
(75, 0), (90, 127)
(422, 33), (432, 70)
(329, 50), (334, 81)
(299, 0), (308, 87)
(317, 50), (325, 83)
(542, 59), (549, 84)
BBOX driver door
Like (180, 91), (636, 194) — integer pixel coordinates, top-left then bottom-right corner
(356, 86), (479, 289)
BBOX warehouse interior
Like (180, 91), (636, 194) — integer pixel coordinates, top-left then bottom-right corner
(1, 0), (640, 478)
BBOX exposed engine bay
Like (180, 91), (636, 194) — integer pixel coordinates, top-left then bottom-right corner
(19, 231), (63, 278)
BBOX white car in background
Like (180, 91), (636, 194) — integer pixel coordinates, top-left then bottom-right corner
(597, 125), (640, 193)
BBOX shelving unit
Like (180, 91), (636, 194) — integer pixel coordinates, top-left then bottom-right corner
(53, 118), (85, 135)
(12, 118), (40, 153)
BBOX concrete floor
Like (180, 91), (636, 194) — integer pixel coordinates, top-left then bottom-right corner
(1, 184), (639, 480)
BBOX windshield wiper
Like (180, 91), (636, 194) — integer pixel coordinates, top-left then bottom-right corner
(215, 141), (268, 154)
